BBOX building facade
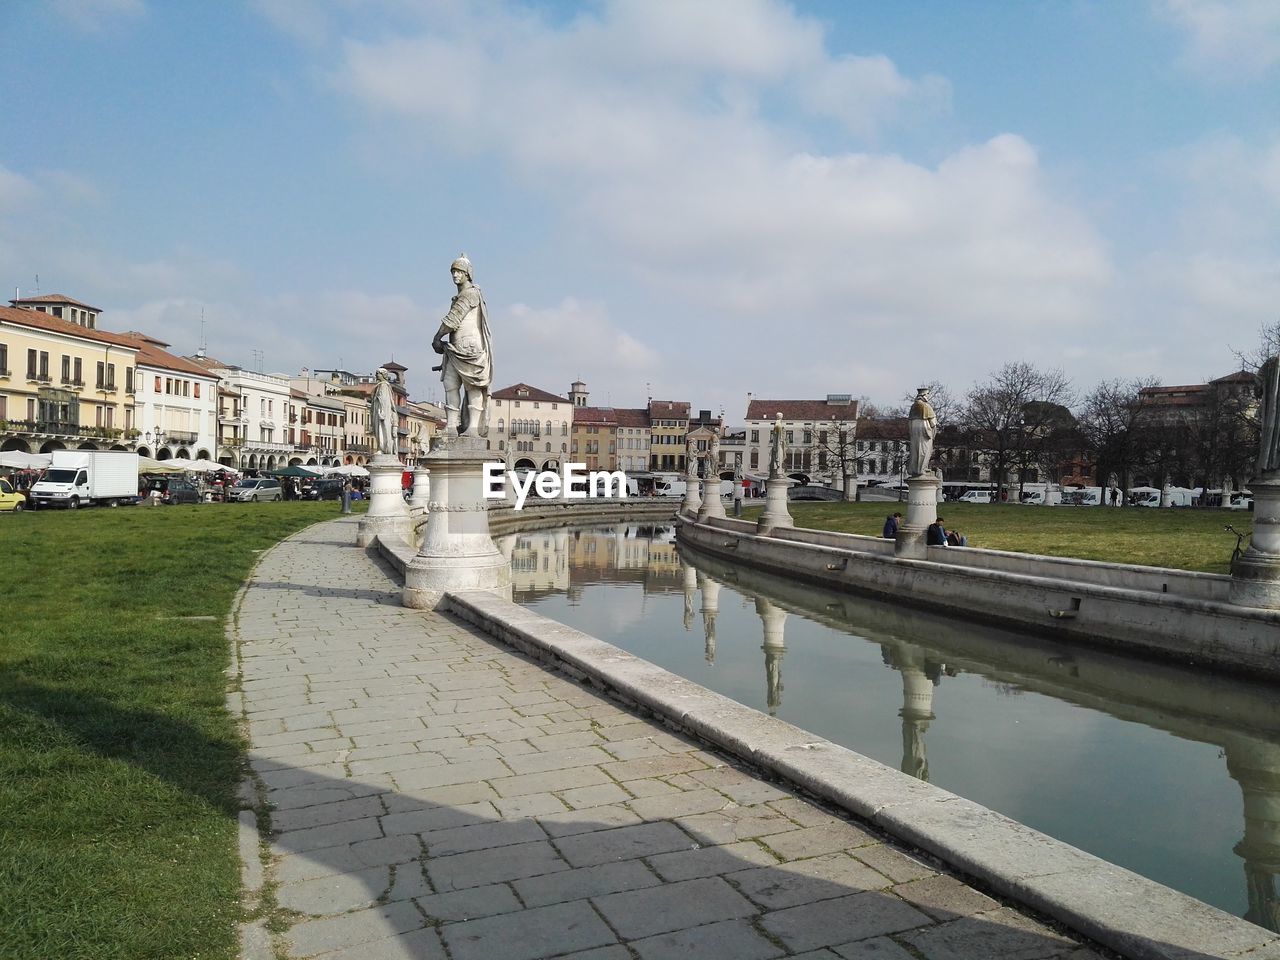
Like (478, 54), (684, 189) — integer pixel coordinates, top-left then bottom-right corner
(744, 395), (861, 483)
(130, 333), (219, 461)
(490, 383), (572, 470)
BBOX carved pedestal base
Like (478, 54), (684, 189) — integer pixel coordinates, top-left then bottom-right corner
(402, 438), (510, 610)
(757, 475), (794, 535)
(680, 475), (702, 518)
(357, 454), (412, 547)
(698, 477), (727, 522)
(1231, 477), (1280, 610)
(408, 466), (431, 511)
(895, 474), (940, 559)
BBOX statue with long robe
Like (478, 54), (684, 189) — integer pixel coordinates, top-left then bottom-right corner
(769, 415), (786, 478)
(370, 368), (397, 456)
(1258, 356), (1280, 477)
(907, 388), (938, 477)
(432, 254), (493, 438)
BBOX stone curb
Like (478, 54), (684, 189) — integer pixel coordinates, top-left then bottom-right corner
(443, 588), (1280, 960)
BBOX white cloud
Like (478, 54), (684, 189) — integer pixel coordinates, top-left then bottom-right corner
(319, 0), (1110, 407)
(1155, 0), (1280, 78)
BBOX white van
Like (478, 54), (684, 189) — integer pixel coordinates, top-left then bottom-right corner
(958, 490), (992, 504)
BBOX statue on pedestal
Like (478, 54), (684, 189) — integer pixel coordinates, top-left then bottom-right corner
(1258, 356), (1280, 477)
(907, 387), (938, 477)
(431, 254), (493, 439)
(769, 414), (786, 478)
(685, 434), (698, 476)
(370, 368), (398, 456)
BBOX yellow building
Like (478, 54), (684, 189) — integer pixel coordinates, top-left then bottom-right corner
(647, 400), (690, 472)
(570, 406), (618, 471)
(1, 297), (141, 454)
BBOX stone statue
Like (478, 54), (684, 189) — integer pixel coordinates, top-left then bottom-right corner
(1258, 356), (1280, 476)
(907, 387), (938, 477)
(707, 434), (720, 479)
(685, 433), (697, 475)
(769, 414), (786, 478)
(370, 368), (397, 456)
(733, 454), (744, 482)
(431, 254), (493, 438)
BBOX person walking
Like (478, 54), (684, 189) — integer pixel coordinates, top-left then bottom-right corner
(340, 476), (352, 515)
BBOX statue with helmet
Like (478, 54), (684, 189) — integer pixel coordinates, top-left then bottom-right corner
(431, 254), (493, 440)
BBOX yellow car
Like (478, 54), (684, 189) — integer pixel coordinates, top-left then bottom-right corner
(0, 477), (27, 512)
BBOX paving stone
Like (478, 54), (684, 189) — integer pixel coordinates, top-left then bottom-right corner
(276, 865), (389, 915)
(830, 936), (919, 960)
(851, 844), (938, 884)
(271, 795), (385, 833)
(274, 814), (383, 853)
(687, 765), (793, 804)
(769, 796), (844, 828)
(391, 758), (511, 791)
(631, 917), (784, 960)
(891, 875), (999, 921)
(600, 737), (673, 760)
(538, 803), (642, 837)
(599, 753), (710, 781)
(414, 883), (523, 923)
(316, 927), (447, 960)
(284, 900), (427, 957)
(514, 860), (662, 908)
(428, 839), (569, 891)
(382, 781), (498, 811)
(492, 791), (569, 819)
(647, 839), (779, 881)
(559, 782), (632, 810)
(762, 821), (878, 859)
(730, 852), (891, 910)
(675, 806), (797, 846)
(557, 947), (633, 960)
(592, 876), (757, 940)
(440, 899), (616, 960)
(555, 821), (696, 867)
(380, 800), (497, 837)
(489, 765), (612, 798)
(896, 907), (1077, 960)
(628, 787), (728, 821)
(423, 817), (547, 856)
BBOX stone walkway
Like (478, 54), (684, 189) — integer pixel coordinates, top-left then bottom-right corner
(232, 518), (1102, 960)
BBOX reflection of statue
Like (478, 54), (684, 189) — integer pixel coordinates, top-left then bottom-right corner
(370, 368), (397, 456)
(431, 254), (493, 438)
(1258, 356), (1280, 476)
(769, 414), (786, 477)
(907, 388), (938, 477)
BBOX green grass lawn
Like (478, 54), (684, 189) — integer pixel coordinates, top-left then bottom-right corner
(745, 500), (1251, 574)
(0, 501), (358, 960)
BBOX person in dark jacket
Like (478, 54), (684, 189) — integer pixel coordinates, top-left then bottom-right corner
(926, 517), (948, 546)
(882, 512), (902, 538)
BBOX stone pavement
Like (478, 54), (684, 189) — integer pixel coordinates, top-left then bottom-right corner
(232, 517), (1103, 960)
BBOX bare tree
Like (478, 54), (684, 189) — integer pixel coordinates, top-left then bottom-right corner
(961, 363), (1073, 502)
(1076, 377), (1160, 503)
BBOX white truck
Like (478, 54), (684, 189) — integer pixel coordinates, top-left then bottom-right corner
(30, 450), (139, 509)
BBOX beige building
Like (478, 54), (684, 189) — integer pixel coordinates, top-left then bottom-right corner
(744, 395), (861, 482)
(648, 400), (690, 472)
(490, 383), (572, 470)
(1, 296), (141, 454)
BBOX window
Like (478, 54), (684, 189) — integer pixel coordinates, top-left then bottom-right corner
(562, 422), (568, 436)
(126, 367), (133, 393)
(497, 418), (504, 432)
(534, 401), (540, 409)
(192, 381), (198, 398)
(546, 420), (551, 435)
(39, 352), (49, 379)
(27, 349), (36, 379)
(107, 363), (116, 389)
(97, 362), (106, 388)
(0, 344), (7, 374)
(62, 355), (70, 382)
(74, 358), (82, 384)
(750, 430), (759, 443)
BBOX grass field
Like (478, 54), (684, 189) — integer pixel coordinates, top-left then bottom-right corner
(745, 500), (1251, 574)
(0, 501), (357, 960)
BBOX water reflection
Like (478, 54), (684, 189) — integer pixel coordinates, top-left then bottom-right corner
(511, 523), (1280, 930)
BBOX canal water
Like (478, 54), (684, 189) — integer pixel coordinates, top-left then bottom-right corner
(503, 522), (1280, 933)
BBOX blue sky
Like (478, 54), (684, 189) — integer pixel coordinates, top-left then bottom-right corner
(2, 0), (1277, 417)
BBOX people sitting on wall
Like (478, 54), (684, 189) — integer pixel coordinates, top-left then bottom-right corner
(946, 529), (968, 547)
(926, 518), (948, 546)
(882, 512), (902, 538)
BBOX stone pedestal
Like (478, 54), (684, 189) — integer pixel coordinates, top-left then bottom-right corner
(698, 476), (726, 522)
(1231, 477), (1280, 609)
(402, 437), (511, 610)
(757, 474), (794, 534)
(357, 454), (412, 547)
(895, 474), (940, 559)
(680, 475), (702, 518)
(408, 466), (431, 511)
(843, 473), (858, 502)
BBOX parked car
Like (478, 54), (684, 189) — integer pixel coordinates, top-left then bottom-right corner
(305, 478), (345, 501)
(0, 477), (26, 512)
(958, 490), (993, 504)
(145, 476), (200, 505)
(232, 478), (283, 502)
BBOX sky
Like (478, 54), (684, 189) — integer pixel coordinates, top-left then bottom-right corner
(2, 0), (1278, 420)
